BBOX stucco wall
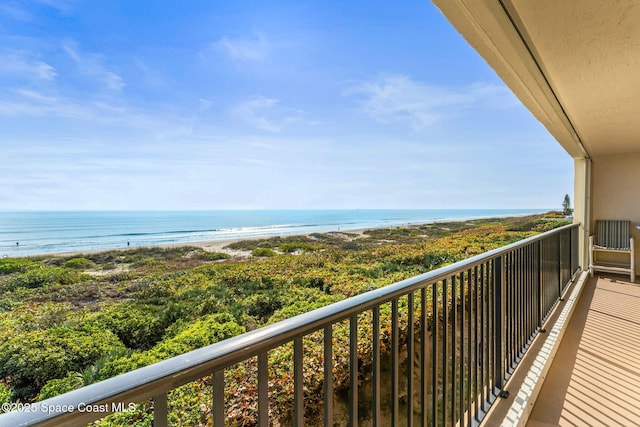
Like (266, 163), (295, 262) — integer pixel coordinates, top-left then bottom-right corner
(591, 153), (640, 268)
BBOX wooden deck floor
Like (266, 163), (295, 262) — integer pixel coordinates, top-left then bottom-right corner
(527, 274), (640, 426)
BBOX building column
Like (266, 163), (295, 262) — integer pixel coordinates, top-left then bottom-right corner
(573, 157), (591, 269)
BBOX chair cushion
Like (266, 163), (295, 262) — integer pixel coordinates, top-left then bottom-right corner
(595, 220), (631, 250)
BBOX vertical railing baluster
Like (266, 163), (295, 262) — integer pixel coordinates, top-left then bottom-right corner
(528, 244), (532, 336)
(471, 265), (482, 421)
(372, 307), (381, 426)
(153, 393), (168, 427)
(258, 352), (269, 426)
(420, 287), (428, 427)
(294, 337), (304, 427)
(391, 299), (399, 426)
(490, 257), (496, 394)
(467, 268), (473, 427)
(526, 245), (532, 340)
(432, 282), (438, 427)
(494, 256), (505, 395)
(459, 272), (465, 425)
(516, 250), (520, 359)
(514, 250), (519, 358)
(557, 233), (562, 301)
(524, 247), (528, 341)
(407, 293), (415, 427)
(511, 251), (516, 367)
(538, 239), (543, 329)
(517, 249), (522, 356)
(505, 253), (511, 370)
(213, 370), (225, 427)
(528, 243), (534, 338)
(350, 314), (358, 426)
(523, 247), (527, 345)
(524, 245), (528, 339)
(533, 243), (537, 332)
(451, 275), (457, 426)
(442, 279), (448, 427)
(323, 326), (333, 427)
(543, 236), (549, 318)
(519, 247), (527, 348)
(518, 249), (524, 357)
(480, 263), (486, 414)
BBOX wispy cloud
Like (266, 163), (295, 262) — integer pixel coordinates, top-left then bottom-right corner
(346, 74), (516, 130)
(0, 89), (88, 118)
(0, 87), (196, 138)
(232, 96), (302, 132)
(0, 50), (57, 80)
(63, 41), (125, 91)
(214, 33), (270, 62)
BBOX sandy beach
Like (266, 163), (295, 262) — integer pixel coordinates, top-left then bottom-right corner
(49, 228), (373, 259)
(33, 224), (408, 259)
(36, 217), (503, 260)
(22, 226), (376, 258)
(184, 228), (369, 255)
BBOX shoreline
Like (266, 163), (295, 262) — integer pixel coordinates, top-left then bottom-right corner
(14, 226), (372, 259)
(2, 211), (559, 259)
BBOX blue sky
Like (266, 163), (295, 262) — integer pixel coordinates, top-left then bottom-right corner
(0, 0), (573, 210)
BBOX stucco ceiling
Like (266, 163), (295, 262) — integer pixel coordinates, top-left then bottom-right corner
(433, 0), (640, 159)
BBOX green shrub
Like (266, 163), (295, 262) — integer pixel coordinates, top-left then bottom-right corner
(340, 241), (363, 250)
(197, 251), (231, 261)
(89, 306), (166, 350)
(131, 257), (165, 269)
(278, 242), (323, 253)
(0, 326), (125, 400)
(62, 257), (96, 270)
(544, 210), (566, 218)
(251, 247), (276, 257)
(0, 258), (41, 274)
(534, 218), (572, 232)
(37, 372), (84, 400)
(86, 350), (134, 386)
(5, 267), (86, 290)
(99, 313), (244, 379)
(242, 292), (284, 322)
(152, 313), (244, 358)
(127, 275), (175, 300)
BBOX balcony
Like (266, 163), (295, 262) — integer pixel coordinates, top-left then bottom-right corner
(0, 224), (583, 426)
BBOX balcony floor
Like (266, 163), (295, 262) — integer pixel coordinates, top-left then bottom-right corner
(527, 274), (640, 426)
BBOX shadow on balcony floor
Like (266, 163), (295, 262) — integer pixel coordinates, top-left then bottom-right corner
(527, 274), (640, 427)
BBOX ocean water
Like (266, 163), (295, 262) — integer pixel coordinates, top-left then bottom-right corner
(0, 209), (548, 257)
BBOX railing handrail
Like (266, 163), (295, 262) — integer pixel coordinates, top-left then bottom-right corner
(0, 222), (579, 427)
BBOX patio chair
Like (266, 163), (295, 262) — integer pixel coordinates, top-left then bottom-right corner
(589, 219), (635, 281)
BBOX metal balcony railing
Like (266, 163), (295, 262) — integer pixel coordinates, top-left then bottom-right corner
(0, 223), (580, 427)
